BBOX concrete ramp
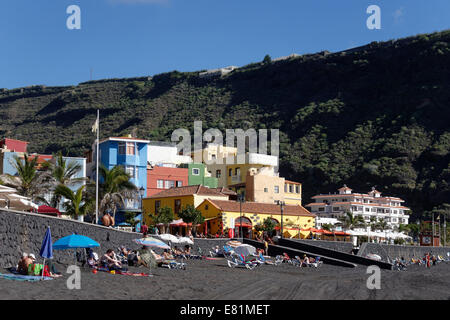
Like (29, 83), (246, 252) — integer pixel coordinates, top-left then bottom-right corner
(243, 239), (357, 268)
(278, 238), (393, 270)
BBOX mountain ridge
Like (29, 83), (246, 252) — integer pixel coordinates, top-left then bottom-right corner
(1, 29), (449, 218)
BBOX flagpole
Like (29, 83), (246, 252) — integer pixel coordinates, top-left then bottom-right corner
(95, 109), (99, 225)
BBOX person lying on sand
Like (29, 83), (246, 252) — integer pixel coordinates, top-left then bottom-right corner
(17, 253), (29, 275)
(163, 249), (175, 260)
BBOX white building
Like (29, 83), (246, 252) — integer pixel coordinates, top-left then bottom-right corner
(199, 66), (238, 78)
(306, 185), (410, 229)
(147, 141), (192, 168)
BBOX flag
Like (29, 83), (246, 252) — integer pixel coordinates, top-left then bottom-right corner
(91, 118), (99, 133)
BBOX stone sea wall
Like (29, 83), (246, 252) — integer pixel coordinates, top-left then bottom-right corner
(358, 242), (450, 263)
(0, 209), (238, 268)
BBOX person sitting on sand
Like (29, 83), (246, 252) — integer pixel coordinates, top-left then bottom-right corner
(101, 249), (122, 270)
(87, 252), (99, 268)
(184, 245), (191, 255)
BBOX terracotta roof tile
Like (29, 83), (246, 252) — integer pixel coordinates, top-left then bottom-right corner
(205, 199), (315, 217)
(147, 185), (228, 199)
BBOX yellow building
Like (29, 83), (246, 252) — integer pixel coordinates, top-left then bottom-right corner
(196, 199), (315, 238)
(284, 180), (302, 205)
(142, 185), (230, 226)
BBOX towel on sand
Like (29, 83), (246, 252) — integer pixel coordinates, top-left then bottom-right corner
(0, 272), (53, 282)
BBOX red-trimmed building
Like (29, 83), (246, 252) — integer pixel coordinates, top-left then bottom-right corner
(146, 165), (189, 197)
(0, 138), (29, 153)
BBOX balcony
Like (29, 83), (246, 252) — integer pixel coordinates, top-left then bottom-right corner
(231, 175), (242, 183)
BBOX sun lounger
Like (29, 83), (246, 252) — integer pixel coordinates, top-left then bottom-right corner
(226, 254), (259, 270)
(158, 259), (186, 270)
(256, 252), (279, 265)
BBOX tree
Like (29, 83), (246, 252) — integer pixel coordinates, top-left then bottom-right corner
(149, 206), (174, 234)
(97, 165), (137, 220)
(338, 211), (365, 230)
(178, 204), (205, 234)
(54, 184), (93, 220)
(41, 151), (85, 209)
(0, 154), (48, 200)
(263, 54), (272, 64)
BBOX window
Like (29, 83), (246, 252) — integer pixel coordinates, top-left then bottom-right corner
(164, 180), (172, 189)
(192, 168), (200, 176)
(333, 207), (340, 211)
(155, 200), (161, 213)
(289, 185), (293, 193)
(274, 186), (279, 193)
(365, 208), (370, 212)
(318, 207), (325, 212)
(176, 181), (183, 187)
(157, 180), (164, 189)
(118, 142), (135, 155)
(235, 167), (240, 176)
(174, 199), (181, 214)
(216, 170), (221, 178)
(205, 205), (209, 210)
(264, 188), (268, 193)
(284, 185), (287, 192)
(118, 142), (126, 155)
(125, 165), (135, 178)
(127, 143), (135, 155)
(296, 185), (300, 194)
(229, 169), (232, 176)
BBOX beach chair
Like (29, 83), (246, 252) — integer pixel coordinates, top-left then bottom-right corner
(281, 253), (294, 264)
(310, 256), (323, 268)
(159, 259), (186, 270)
(222, 245), (234, 257)
(294, 256), (305, 267)
(256, 252), (279, 265)
(226, 254), (258, 270)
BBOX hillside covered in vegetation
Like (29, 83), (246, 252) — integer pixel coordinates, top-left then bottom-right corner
(1, 30), (449, 219)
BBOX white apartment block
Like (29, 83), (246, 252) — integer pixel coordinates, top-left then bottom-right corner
(306, 185), (410, 228)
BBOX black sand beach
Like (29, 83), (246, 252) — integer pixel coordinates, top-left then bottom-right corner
(1, 259), (449, 300)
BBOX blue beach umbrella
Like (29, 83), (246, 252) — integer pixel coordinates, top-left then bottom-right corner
(53, 234), (100, 250)
(135, 237), (170, 249)
(39, 226), (53, 279)
(40, 226), (53, 259)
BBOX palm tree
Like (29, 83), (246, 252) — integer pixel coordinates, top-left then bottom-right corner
(338, 211), (365, 230)
(97, 165), (137, 220)
(0, 154), (48, 200)
(41, 151), (85, 209)
(375, 219), (390, 242)
(54, 185), (93, 220)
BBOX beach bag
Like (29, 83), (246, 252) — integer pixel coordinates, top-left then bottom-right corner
(28, 263), (44, 276)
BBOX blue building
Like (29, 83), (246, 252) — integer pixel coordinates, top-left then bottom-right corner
(90, 136), (149, 226)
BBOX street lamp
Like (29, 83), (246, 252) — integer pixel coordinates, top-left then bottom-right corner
(139, 187), (145, 232)
(237, 194), (245, 239)
(276, 200), (285, 239)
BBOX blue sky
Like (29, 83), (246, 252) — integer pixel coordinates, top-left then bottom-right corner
(1, 0), (449, 89)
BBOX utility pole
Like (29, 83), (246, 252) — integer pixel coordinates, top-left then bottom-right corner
(276, 200), (285, 239)
(237, 194), (244, 239)
(432, 212), (435, 246)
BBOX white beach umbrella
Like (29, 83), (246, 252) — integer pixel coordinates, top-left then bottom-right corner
(159, 233), (179, 243)
(234, 244), (256, 257)
(176, 237), (194, 245)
